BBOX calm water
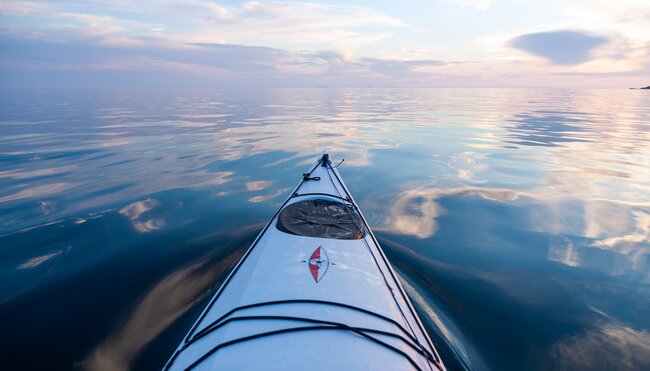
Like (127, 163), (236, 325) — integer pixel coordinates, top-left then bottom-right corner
(1, 88), (649, 371)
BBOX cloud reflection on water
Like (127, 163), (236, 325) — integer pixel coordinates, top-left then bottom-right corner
(119, 198), (164, 233)
(17, 248), (65, 269)
(548, 322), (650, 370)
(381, 182), (648, 280)
(0, 182), (72, 203)
(245, 180), (272, 191)
(381, 186), (520, 239)
(82, 254), (241, 371)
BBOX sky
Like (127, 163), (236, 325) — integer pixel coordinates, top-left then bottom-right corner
(0, 0), (649, 88)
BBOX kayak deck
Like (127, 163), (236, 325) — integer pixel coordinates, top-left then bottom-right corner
(165, 154), (445, 371)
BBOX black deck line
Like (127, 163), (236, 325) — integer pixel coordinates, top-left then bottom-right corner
(185, 325), (425, 371)
(185, 299), (434, 362)
(290, 192), (352, 203)
(187, 314), (433, 362)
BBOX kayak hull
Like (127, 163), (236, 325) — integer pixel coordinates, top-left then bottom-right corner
(165, 154), (445, 371)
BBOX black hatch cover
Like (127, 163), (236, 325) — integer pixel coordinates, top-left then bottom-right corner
(276, 199), (366, 240)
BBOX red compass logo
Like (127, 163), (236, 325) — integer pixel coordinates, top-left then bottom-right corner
(308, 246), (330, 283)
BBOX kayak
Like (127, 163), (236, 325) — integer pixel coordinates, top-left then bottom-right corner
(164, 154), (445, 371)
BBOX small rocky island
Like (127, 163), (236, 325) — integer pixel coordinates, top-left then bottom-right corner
(630, 86), (650, 89)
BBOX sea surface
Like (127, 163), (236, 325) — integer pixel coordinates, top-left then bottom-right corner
(0, 88), (649, 371)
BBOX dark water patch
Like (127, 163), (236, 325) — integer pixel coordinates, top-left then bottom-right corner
(0, 216), (258, 370)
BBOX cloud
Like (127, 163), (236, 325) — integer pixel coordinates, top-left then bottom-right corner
(509, 30), (609, 65)
(0, 33), (281, 78)
(1, 1), (404, 52)
(0, 0), (48, 16)
(3, 1), (648, 87)
(438, 0), (491, 10)
(184, 2), (402, 52)
(359, 57), (446, 76)
(0, 32), (454, 87)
